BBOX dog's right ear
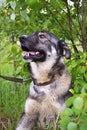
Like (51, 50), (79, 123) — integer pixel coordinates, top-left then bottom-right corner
(58, 40), (71, 59)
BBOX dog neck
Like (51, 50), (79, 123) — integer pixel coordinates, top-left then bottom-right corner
(33, 77), (56, 86)
(29, 57), (66, 86)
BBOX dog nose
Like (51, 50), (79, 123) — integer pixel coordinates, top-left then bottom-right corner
(19, 35), (28, 42)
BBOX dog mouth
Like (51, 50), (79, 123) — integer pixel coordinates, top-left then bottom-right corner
(22, 50), (46, 62)
(19, 36), (46, 62)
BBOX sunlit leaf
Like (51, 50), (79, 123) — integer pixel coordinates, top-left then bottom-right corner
(67, 122), (77, 130)
(10, 13), (16, 20)
(20, 10), (29, 20)
(0, 0), (6, 7)
(10, 1), (16, 10)
(73, 97), (84, 110)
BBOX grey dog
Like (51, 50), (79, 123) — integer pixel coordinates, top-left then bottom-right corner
(15, 31), (72, 130)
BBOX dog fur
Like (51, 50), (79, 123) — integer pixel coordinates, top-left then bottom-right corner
(15, 31), (72, 130)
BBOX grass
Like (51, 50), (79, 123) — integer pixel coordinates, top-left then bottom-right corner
(0, 78), (29, 130)
(0, 59), (29, 130)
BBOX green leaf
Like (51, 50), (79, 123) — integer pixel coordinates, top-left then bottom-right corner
(67, 122), (77, 130)
(73, 97), (84, 110)
(28, 0), (37, 8)
(59, 116), (70, 129)
(11, 45), (17, 54)
(80, 124), (87, 130)
(79, 66), (86, 74)
(64, 108), (73, 116)
(66, 96), (75, 107)
(74, 86), (80, 93)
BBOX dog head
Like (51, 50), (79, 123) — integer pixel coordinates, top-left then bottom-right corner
(19, 31), (71, 63)
(19, 31), (71, 85)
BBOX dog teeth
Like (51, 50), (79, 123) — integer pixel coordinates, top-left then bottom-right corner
(22, 51), (39, 57)
(36, 52), (39, 55)
(28, 52), (30, 56)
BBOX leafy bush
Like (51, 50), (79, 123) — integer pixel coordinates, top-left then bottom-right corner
(59, 52), (87, 130)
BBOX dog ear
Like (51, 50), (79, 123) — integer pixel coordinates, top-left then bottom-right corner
(58, 40), (71, 59)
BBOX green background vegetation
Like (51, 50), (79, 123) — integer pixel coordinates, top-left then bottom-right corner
(0, 0), (87, 130)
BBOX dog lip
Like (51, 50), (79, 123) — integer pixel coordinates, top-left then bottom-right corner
(22, 50), (45, 61)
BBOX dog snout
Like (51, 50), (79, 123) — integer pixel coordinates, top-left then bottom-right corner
(19, 35), (28, 43)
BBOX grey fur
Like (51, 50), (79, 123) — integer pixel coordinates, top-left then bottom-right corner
(15, 31), (72, 130)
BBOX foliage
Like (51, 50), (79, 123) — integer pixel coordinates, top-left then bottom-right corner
(0, 0), (87, 130)
(0, 0), (87, 51)
(59, 52), (87, 130)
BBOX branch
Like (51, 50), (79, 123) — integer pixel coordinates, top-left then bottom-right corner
(63, 0), (79, 53)
(46, 0), (81, 40)
(0, 74), (28, 83)
(74, 1), (82, 31)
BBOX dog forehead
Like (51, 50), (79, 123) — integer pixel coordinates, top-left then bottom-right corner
(39, 31), (58, 42)
(37, 31), (51, 40)
(33, 31), (56, 37)
(32, 31), (59, 46)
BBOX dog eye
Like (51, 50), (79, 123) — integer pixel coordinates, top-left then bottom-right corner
(39, 34), (46, 39)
